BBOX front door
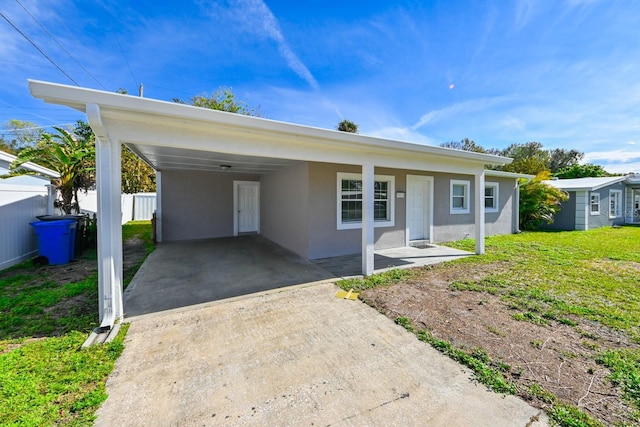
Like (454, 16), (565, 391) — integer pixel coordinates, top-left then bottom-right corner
(406, 175), (432, 241)
(234, 181), (260, 234)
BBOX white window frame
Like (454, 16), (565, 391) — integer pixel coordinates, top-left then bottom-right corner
(450, 179), (470, 214)
(484, 182), (499, 213)
(337, 172), (395, 230)
(590, 193), (600, 216)
(609, 189), (622, 218)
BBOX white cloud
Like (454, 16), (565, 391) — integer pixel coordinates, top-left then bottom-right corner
(412, 96), (516, 130)
(367, 126), (437, 145)
(584, 149), (640, 173)
(199, 0), (319, 91)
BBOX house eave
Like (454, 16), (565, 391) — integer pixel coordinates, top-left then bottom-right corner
(29, 80), (512, 170)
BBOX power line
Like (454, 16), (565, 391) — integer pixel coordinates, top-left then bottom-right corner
(113, 31), (138, 85)
(0, 123), (75, 134)
(15, 0), (107, 90)
(0, 9), (79, 86)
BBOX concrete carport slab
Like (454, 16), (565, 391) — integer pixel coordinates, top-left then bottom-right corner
(123, 235), (334, 317)
(97, 283), (548, 426)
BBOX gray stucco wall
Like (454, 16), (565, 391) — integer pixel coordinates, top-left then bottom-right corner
(588, 182), (626, 229)
(431, 172), (474, 241)
(545, 192), (576, 231)
(417, 173), (517, 242)
(260, 163), (309, 258)
(307, 163), (406, 259)
(161, 170), (259, 241)
(485, 177), (517, 237)
(161, 163), (520, 258)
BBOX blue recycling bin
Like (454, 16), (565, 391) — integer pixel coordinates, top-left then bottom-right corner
(30, 219), (77, 265)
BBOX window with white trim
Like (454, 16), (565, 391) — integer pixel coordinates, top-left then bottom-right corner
(484, 182), (499, 213)
(450, 180), (470, 214)
(337, 173), (395, 229)
(590, 193), (600, 215)
(610, 190), (622, 218)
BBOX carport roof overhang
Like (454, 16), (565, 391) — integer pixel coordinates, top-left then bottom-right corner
(29, 79), (512, 332)
(28, 80), (512, 175)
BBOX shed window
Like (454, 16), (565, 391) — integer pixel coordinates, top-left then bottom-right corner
(609, 190), (622, 218)
(590, 193), (600, 215)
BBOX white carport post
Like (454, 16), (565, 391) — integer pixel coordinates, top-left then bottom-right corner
(87, 104), (124, 327)
(361, 162), (375, 275)
(474, 170), (485, 255)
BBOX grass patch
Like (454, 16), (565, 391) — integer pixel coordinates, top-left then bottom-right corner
(0, 221), (153, 426)
(0, 326), (128, 426)
(336, 268), (415, 292)
(446, 227), (640, 342)
(122, 220), (154, 255)
(0, 273), (97, 340)
(396, 316), (604, 426)
(597, 349), (640, 413)
(396, 317), (516, 394)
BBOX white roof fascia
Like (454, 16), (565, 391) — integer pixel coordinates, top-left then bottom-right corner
(29, 80), (513, 169)
(484, 170), (534, 179)
(0, 149), (60, 178)
(544, 176), (627, 191)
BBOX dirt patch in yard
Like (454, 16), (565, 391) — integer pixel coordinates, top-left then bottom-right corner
(361, 262), (638, 426)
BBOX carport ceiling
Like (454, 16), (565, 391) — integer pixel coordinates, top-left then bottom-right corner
(127, 143), (300, 174)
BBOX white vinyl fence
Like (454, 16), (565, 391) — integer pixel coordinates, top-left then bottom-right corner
(1, 187), (156, 270)
(0, 185), (49, 270)
(77, 191), (156, 224)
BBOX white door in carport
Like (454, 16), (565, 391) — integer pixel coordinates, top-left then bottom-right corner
(235, 181), (260, 234)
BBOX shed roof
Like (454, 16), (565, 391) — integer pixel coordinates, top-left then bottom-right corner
(544, 176), (627, 191)
(0, 149), (60, 179)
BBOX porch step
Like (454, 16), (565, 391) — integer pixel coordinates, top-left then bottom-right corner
(409, 240), (432, 248)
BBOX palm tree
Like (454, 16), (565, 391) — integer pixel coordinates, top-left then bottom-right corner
(337, 119), (358, 133)
(3, 125), (95, 214)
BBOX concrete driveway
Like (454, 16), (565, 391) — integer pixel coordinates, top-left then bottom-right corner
(96, 283), (548, 426)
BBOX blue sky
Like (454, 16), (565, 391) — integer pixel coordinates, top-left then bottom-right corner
(1, 0), (639, 172)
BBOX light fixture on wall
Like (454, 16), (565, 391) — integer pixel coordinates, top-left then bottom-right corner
(220, 164), (232, 171)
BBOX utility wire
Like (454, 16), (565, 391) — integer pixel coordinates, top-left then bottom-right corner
(0, 123), (75, 133)
(15, 0), (106, 89)
(0, 10), (79, 86)
(113, 30), (138, 86)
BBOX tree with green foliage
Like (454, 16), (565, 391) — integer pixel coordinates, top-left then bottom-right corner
(555, 163), (613, 179)
(547, 148), (583, 173)
(500, 142), (550, 175)
(0, 119), (43, 153)
(121, 146), (155, 193)
(2, 122), (95, 214)
(440, 138), (487, 153)
(336, 119), (359, 133)
(519, 171), (568, 230)
(173, 87), (262, 116)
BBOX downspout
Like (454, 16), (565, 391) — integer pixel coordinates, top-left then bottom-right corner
(86, 103), (124, 331)
(474, 170), (485, 255)
(514, 179), (521, 233)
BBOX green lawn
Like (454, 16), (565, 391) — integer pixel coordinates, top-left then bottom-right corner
(0, 221), (152, 427)
(448, 227), (640, 341)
